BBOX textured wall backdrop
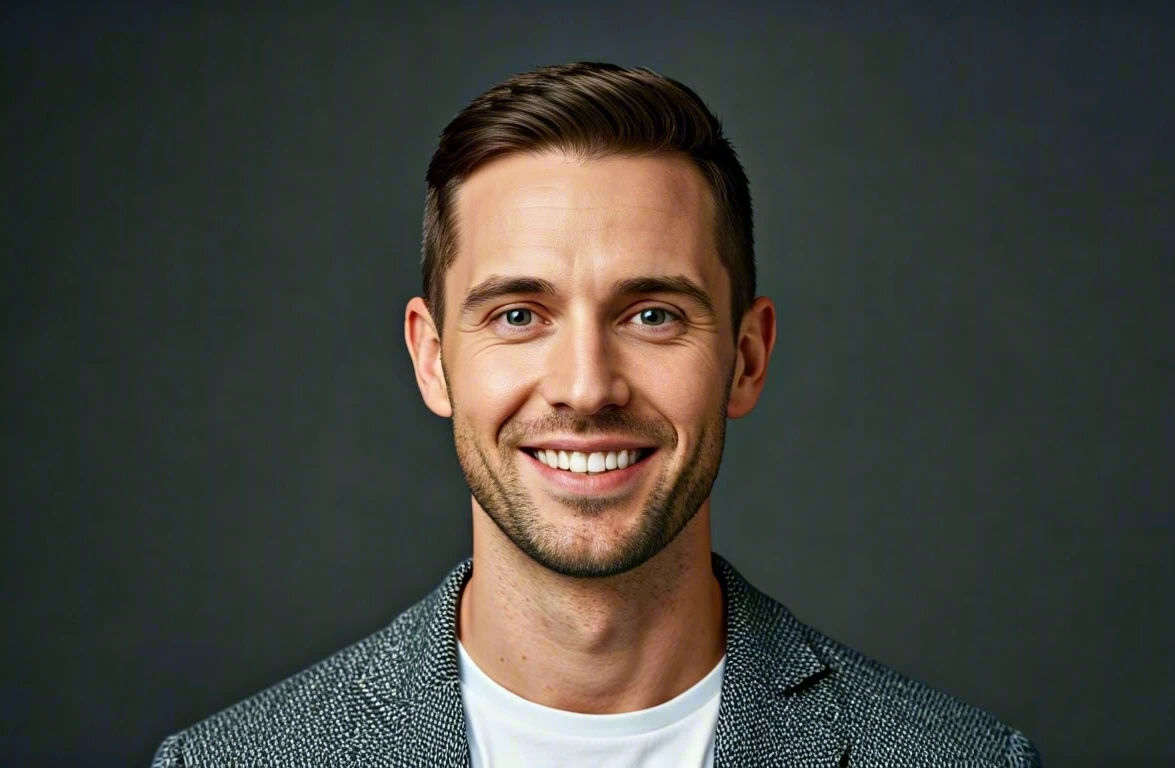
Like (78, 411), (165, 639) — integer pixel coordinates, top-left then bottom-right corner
(2, 2), (1172, 765)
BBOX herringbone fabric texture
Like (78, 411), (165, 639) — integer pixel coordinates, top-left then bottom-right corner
(152, 553), (1041, 767)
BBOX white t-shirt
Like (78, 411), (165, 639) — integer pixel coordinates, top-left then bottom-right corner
(457, 639), (725, 768)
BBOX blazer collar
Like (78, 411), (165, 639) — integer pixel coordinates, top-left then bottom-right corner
(347, 554), (850, 767)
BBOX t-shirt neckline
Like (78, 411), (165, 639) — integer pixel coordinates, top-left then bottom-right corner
(456, 639), (726, 739)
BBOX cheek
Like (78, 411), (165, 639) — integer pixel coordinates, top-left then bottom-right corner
(455, 346), (542, 427)
(629, 346), (727, 425)
(652, 377), (719, 428)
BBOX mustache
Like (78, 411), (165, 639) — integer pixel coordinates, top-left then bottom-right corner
(501, 410), (677, 449)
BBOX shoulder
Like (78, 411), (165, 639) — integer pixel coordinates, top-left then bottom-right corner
(800, 622), (1041, 766)
(151, 589), (440, 767)
(715, 554), (1041, 767)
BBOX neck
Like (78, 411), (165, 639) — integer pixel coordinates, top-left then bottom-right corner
(457, 499), (726, 714)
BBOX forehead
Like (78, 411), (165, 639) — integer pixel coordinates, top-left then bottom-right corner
(449, 151), (722, 293)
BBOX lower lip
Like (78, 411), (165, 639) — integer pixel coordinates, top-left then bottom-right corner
(522, 450), (654, 495)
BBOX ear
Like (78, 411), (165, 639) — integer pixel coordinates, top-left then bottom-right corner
(727, 296), (777, 419)
(404, 296), (452, 418)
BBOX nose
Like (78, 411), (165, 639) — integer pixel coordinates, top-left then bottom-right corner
(538, 314), (631, 416)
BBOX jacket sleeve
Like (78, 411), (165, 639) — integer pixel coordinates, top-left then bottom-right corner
(151, 733), (185, 768)
(1005, 727), (1043, 768)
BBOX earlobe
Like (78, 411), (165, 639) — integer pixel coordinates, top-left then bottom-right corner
(404, 297), (453, 418)
(726, 297), (777, 420)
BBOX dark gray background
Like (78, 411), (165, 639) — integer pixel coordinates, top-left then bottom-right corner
(2, 2), (1172, 765)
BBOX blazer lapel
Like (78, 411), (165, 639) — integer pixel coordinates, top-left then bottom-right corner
(344, 555), (850, 767)
(346, 559), (475, 767)
(711, 554), (852, 767)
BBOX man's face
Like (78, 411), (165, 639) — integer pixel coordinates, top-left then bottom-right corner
(436, 151), (737, 578)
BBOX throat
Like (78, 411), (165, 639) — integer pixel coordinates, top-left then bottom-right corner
(457, 548), (726, 715)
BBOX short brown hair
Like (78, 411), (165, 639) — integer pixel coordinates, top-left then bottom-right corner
(421, 62), (755, 337)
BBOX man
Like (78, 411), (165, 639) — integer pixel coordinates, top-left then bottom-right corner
(153, 62), (1041, 767)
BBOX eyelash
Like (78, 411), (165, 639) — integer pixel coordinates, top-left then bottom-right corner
(491, 306), (683, 335)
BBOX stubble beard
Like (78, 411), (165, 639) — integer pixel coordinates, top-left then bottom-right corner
(449, 376), (733, 579)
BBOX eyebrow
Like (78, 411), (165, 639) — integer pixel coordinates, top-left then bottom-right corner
(460, 276), (561, 316)
(611, 276), (715, 315)
(460, 273), (715, 316)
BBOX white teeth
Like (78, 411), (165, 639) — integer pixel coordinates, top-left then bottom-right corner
(531, 448), (646, 473)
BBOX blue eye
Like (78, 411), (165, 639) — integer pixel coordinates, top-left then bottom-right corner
(636, 308), (670, 326)
(504, 308), (533, 326)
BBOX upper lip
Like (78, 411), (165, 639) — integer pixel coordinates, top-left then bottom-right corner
(520, 438), (657, 452)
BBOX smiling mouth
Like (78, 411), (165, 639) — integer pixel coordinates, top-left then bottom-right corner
(523, 447), (655, 474)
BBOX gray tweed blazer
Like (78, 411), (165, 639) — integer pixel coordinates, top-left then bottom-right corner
(152, 553), (1041, 767)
